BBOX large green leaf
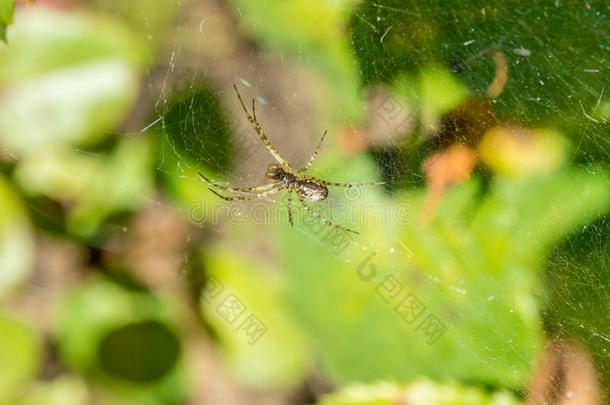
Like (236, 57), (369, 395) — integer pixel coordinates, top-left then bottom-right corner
(277, 157), (608, 388)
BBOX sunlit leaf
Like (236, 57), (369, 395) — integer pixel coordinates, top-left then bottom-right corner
(0, 313), (42, 403)
(316, 380), (522, 405)
(17, 376), (89, 405)
(0, 0), (15, 43)
(0, 6), (147, 157)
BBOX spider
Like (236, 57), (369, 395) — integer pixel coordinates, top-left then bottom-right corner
(198, 84), (384, 234)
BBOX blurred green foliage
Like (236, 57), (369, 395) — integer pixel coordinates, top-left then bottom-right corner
(56, 278), (187, 405)
(90, 0), (177, 51)
(226, 0), (363, 119)
(15, 136), (154, 238)
(0, 7), (146, 154)
(544, 216), (610, 391)
(154, 84), (234, 220)
(163, 86), (232, 174)
(349, 0), (609, 160)
(0, 1), (608, 404)
(0, 6), (153, 239)
(199, 246), (309, 388)
(276, 159), (607, 388)
(16, 376), (89, 405)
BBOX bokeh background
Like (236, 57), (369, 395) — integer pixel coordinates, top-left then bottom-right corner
(0, 0), (608, 404)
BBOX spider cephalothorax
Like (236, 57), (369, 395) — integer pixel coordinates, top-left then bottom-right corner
(198, 84), (384, 234)
(265, 164), (284, 180)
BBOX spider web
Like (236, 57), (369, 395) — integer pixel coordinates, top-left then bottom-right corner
(142, 0), (609, 400)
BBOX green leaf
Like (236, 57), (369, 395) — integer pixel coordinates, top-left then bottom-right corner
(278, 162), (609, 388)
(0, 0), (16, 43)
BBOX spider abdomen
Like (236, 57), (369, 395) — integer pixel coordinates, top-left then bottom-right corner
(296, 180), (328, 202)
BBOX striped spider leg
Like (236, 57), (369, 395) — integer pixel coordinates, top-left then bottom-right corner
(207, 185), (283, 201)
(198, 172), (282, 200)
(233, 84), (290, 168)
(295, 190), (359, 234)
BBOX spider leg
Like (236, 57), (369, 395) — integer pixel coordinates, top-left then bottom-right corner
(287, 192), (293, 226)
(252, 99), (257, 121)
(298, 129), (327, 173)
(233, 84), (290, 167)
(198, 172), (276, 193)
(208, 185), (281, 201)
(296, 193), (359, 234)
(319, 180), (385, 188)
